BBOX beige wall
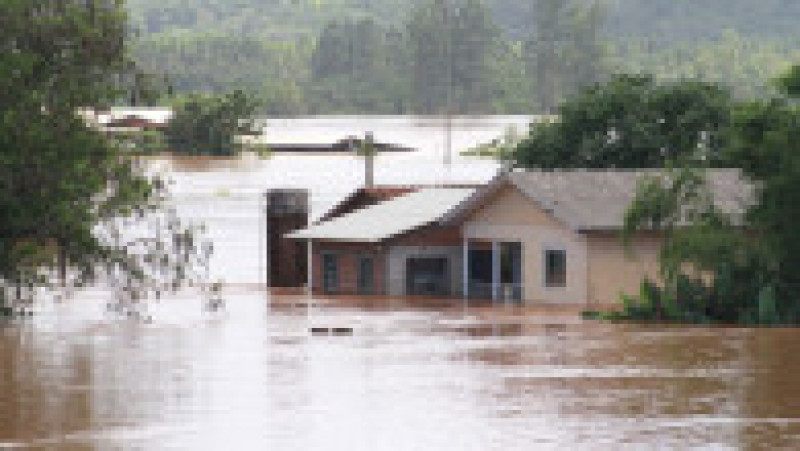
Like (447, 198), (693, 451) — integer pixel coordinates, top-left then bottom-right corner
(461, 183), (667, 306)
(462, 184), (589, 305)
(585, 232), (663, 306)
(467, 185), (562, 228)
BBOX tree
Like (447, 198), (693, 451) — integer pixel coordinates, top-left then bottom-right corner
(525, 0), (606, 113)
(406, 0), (497, 114)
(450, 0), (498, 112)
(590, 64), (800, 324)
(526, 0), (566, 113)
(407, 0), (454, 114)
(618, 167), (773, 323)
(776, 64), (800, 97)
(165, 90), (258, 156)
(123, 0), (797, 114)
(569, 1), (605, 90)
(0, 0), (212, 315)
(311, 18), (388, 83)
(723, 65), (800, 306)
(605, 30), (800, 100)
(308, 18), (407, 113)
(514, 75), (733, 169)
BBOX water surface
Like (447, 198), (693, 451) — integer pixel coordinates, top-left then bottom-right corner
(1, 116), (798, 449)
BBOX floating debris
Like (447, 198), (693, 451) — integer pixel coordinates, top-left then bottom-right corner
(310, 326), (354, 336)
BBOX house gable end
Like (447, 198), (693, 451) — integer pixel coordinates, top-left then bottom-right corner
(462, 182), (566, 229)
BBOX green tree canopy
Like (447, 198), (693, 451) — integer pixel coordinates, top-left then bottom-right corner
(126, 0), (797, 115)
(514, 74), (733, 169)
(776, 64), (800, 97)
(165, 90), (258, 156)
(0, 0), (212, 315)
(723, 66), (800, 302)
(525, 0), (605, 113)
(599, 64), (800, 324)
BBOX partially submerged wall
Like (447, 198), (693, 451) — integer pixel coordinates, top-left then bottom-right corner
(310, 241), (387, 296)
(462, 184), (589, 305)
(585, 231), (663, 306)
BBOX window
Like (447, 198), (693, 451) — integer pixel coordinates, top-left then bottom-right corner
(357, 256), (374, 295)
(322, 253), (338, 293)
(406, 257), (449, 296)
(544, 249), (566, 288)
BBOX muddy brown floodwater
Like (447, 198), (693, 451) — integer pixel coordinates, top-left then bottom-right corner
(1, 117), (799, 449)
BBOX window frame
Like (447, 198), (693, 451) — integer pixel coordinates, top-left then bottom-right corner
(321, 252), (339, 293)
(357, 255), (375, 295)
(543, 248), (567, 289)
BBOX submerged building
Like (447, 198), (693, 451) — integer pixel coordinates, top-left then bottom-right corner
(276, 168), (751, 306)
(288, 186), (477, 297)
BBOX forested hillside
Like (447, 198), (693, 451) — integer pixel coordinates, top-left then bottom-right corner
(126, 0), (800, 42)
(127, 0), (800, 114)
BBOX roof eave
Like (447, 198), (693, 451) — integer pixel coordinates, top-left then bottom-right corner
(288, 235), (385, 243)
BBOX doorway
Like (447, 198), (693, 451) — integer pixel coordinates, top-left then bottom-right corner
(468, 249), (492, 299)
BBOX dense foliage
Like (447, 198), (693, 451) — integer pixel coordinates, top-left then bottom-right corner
(606, 31), (800, 100)
(0, 0), (213, 315)
(124, 0), (800, 43)
(309, 18), (407, 113)
(165, 91), (259, 156)
(725, 72), (800, 310)
(513, 75), (732, 169)
(126, 0), (799, 114)
(572, 66), (800, 325)
(524, 0), (604, 112)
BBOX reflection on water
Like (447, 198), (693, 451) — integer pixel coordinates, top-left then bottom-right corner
(1, 117), (799, 449)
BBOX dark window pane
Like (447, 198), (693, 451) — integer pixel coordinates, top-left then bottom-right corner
(323, 253), (338, 293)
(357, 257), (374, 294)
(545, 250), (566, 288)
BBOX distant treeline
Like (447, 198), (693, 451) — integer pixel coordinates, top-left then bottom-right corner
(128, 0), (800, 114)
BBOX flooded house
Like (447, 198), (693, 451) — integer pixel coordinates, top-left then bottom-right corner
(278, 169), (751, 306)
(266, 136), (415, 154)
(288, 185), (477, 297)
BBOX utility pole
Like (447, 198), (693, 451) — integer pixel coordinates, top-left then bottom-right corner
(444, 111), (452, 167)
(444, 3), (454, 171)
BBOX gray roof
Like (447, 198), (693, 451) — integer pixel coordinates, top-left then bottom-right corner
(287, 188), (475, 242)
(442, 169), (754, 231)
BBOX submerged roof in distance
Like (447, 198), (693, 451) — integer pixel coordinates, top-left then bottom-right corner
(287, 187), (475, 243)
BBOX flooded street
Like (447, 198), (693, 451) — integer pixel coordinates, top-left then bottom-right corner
(1, 117), (799, 449)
